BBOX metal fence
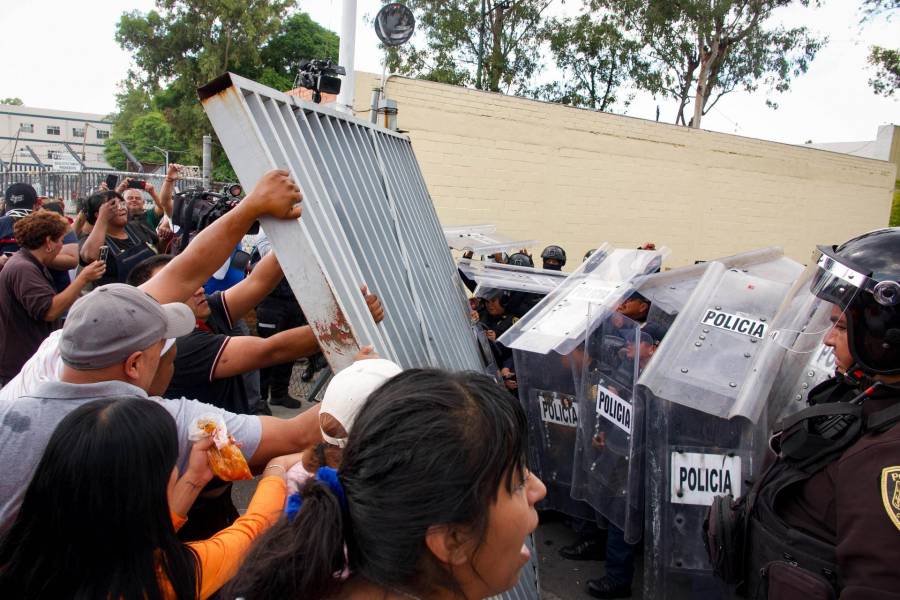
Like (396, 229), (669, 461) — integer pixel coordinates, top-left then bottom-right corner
(200, 72), (484, 374)
(0, 170), (211, 215)
(202, 73), (537, 600)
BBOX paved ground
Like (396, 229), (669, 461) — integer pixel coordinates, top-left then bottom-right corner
(232, 360), (643, 599)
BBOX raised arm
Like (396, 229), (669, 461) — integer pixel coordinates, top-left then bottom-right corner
(222, 252), (284, 324)
(140, 169), (301, 305)
(158, 163), (181, 219)
(145, 181), (168, 219)
(249, 405), (323, 470)
(79, 200), (114, 263)
(212, 326), (320, 380)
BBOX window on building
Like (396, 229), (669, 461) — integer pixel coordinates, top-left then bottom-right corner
(47, 150), (62, 159)
(46, 125), (60, 135)
(72, 127), (85, 137)
(19, 123), (34, 133)
(96, 129), (109, 139)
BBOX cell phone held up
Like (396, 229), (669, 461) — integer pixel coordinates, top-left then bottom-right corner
(98, 245), (109, 263)
(105, 174), (119, 189)
(127, 179), (147, 190)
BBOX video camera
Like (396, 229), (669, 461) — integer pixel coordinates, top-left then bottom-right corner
(295, 59), (346, 103)
(172, 187), (258, 252)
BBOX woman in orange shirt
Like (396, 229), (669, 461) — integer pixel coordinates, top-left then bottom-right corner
(0, 397), (299, 599)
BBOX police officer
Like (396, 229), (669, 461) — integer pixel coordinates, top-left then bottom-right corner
(541, 245), (567, 271)
(736, 228), (900, 599)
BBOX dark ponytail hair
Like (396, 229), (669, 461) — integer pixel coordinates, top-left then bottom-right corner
(226, 368), (529, 600)
(0, 398), (199, 599)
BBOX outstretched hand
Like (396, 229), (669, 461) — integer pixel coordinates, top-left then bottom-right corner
(245, 169), (302, 220)
(361, 285), (384, 323)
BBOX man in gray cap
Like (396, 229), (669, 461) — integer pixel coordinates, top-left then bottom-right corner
(0, 169), (326, 535)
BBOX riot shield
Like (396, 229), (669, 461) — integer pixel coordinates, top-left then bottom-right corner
(515, 346), (594, 517)
(499, 244), (669, 354)
(443, 224), (536, 256)
(637, 255), (805, 600)
(458, 258), (568, 296)
(503, 244), (669, 517)
(571, 311), (645, 544)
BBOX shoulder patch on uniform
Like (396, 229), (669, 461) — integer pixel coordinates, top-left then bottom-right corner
(880, 466), (900, 532)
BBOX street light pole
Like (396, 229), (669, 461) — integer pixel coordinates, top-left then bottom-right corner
(151, 145), (169, 172)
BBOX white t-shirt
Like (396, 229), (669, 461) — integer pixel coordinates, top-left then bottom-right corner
(0, 329), (64, 403)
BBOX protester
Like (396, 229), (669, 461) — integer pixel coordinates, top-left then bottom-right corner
(79, 190), (158, 286)
(284, 356), (402, 517)
(0, 397), (300, 599)
(125, 251), (383, 540)
(120, 177), (169, 231)
(0, 210), (105, 385)
(225, 369), (546, 600)
(0, 169), (324, 536)
(0, 184), (79, 282)
(251, 233), (314, 410)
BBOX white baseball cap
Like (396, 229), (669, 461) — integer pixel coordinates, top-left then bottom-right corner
(320, 358), (402, 447)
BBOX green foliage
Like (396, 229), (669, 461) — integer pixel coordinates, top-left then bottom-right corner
(110, 2), (337, 177)
(0, 97), (23, 106)
(890, 184), (900, 228)
(869, 46), (900, 96)
(383, 0), (552, 94)
(532, 14), (647, 111)
(593, 0), (826, 127)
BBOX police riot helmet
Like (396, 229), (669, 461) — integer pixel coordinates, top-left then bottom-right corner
(583, 248), (596, 262)
(812, 228), (900, 375)
(541, 245), (567, 269)
(508, 252), (534, 267)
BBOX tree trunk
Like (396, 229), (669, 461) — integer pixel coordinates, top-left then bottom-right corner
(488, 7), (505, 92)
(691, 37), (720, 128)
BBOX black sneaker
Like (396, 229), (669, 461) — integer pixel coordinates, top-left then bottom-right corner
(269, 394), (301, 409)
(558, 536), (606, 561)
(586, 577), (631, 599)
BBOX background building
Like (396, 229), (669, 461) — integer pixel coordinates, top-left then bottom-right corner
(349, 73), (897, 268)
(0, 104), (113, 171)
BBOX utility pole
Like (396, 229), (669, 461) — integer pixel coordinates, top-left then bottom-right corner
(336, 0), (357, 114)
(202, 135), (212, 189)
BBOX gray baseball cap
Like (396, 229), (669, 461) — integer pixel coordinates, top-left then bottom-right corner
(60, 284), (195, 370)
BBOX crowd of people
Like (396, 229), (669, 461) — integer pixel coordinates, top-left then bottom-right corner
(0, 171), (546, 599)
(0, 165), (898, 600)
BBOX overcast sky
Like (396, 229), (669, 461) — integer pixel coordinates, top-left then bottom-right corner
(1, 0), (896, 146)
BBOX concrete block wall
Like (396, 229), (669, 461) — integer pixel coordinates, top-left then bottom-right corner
(352, 73), (896, 269)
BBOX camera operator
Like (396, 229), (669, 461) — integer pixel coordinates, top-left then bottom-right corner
(79, 190), (158, 286)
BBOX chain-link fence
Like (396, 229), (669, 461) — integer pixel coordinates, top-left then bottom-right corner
(0, 170), (219, 215)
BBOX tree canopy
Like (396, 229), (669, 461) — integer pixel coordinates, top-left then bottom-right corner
(383, 0), (553, 94)
(593, 0), (825, 128)
(107, 2), (338, 180)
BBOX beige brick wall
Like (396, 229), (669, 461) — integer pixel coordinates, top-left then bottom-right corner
(352, 73), (897, 269)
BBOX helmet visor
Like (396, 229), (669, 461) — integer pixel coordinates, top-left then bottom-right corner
(770, 249), (859, 354)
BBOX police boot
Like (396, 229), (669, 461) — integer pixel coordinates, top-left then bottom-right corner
(558, 535), (606, 561)
(586, 576), (631, 599)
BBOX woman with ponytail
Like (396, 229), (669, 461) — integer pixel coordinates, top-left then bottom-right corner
(0, 397), (300, 600)
(227, 369), (547, 600)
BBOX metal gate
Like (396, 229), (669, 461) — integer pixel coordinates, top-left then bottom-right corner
(199, 73), (483, 372)
(199, 71), (528, 598)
